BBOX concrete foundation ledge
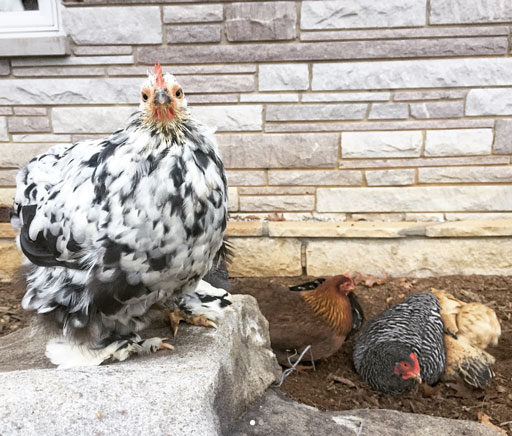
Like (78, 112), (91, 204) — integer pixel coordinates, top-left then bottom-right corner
(225, 219), (512, 277)
(0, 295), (282, 436)
(1, 220), (512, 279)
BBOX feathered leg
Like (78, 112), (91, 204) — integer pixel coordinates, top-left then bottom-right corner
(168, 280), (232, 336)
(45, 333), (174, 369)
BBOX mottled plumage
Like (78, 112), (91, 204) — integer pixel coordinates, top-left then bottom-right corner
(11, 64), (230, 367)
(353, 293), (446, 396)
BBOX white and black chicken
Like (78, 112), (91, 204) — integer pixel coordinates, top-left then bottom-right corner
(11, 63), (231, 368)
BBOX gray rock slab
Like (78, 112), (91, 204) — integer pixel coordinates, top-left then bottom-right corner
(0, 295), (281, 436)
(232, 390), (499, 436)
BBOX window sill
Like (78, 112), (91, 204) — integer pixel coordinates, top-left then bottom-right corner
(0, 32), (69, 57)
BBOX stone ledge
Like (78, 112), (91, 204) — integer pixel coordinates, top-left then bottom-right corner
(233, 390), (498, 436)
(228, 219), (512, 238)
(0, 295), (281, 436)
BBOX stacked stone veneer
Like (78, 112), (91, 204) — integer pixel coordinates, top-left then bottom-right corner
(1, 0), (512, 222)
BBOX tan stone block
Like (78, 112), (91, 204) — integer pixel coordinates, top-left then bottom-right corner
(227, 237), (302, 277)
(268, 221), (424, 238)
(425, 219), (512, 237)
(228, 187), (239, 212)
(239, 187), (316, 195)
(306, 238), (512, 277)
(226, 221), (265, 237)
(0, 224), (16, 238)
(240, 195), (315, 212)
(0, 240), (22, 282)
(266, 118), (493, 133)
(0, 189), (15, 207)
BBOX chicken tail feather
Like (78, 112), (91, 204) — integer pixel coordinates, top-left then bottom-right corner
(457, 356), (495, 389)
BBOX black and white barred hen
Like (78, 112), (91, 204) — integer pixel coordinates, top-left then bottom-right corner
(353, 293), (446, 396)
(11, 63), (231, 368)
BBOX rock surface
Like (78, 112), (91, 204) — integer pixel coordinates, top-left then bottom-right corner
(0, 295), (281, 436)
(232, 390), (499, 436)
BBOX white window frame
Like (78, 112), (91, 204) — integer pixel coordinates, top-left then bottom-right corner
(0, 0), (68, 56)
(0, 0), (60, 33)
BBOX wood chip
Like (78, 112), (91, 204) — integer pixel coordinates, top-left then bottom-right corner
(477, 412), (507, 435)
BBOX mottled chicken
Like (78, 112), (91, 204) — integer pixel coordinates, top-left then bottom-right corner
(353, 290), (501, 396)
(431, 288), (501, 388)
(241, 275), (363, 366)
(11, 63), (230, 368)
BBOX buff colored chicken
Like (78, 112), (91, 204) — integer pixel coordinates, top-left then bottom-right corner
(431, 288), (501, 388)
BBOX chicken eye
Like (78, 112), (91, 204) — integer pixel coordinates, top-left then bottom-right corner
(402, 362), (409, 368)
(176, 89), (182, 98)
(142, 92), (149, 102)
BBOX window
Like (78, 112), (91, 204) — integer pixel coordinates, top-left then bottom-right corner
(0, 0), (68, 57)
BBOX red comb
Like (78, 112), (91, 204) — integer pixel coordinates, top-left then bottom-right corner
(154, 62), (165, 89)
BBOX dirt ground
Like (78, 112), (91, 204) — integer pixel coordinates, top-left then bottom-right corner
(2, 275), (511, 433)
(231, 275), (512, 435)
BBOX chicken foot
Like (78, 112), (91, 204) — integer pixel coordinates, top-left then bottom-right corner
(166, 308), (218, 336)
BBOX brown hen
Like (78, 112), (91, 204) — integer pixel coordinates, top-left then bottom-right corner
(243, 274), (363, 366)
(431, 288), (501, 388)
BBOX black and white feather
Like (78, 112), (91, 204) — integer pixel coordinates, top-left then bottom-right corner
(353, 293), (446, 395)
(11, 66), (230, 367)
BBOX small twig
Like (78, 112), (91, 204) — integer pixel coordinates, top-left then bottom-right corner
(275, 345), (314, 387)
(500, 421), (512, 426)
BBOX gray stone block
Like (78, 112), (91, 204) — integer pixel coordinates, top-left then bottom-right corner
(0, 60), (9, 75)
(410, 101), (464, 119)
(494, 119), (512, 154)
(266, 103), (367, 121)
(226, 2), (296, 41)
(0, 295), (281, 436)
(368, 103), (409, 120)
(0, 117), (7, 141)
(63, 6), (162, 44)
(218, 133), (339, 169)
(301, 0), (426, 29)
(7, 116), (50, 133)
(139, 37), (506, 64)
(313, 58), (512, 90)
(466, 88), (512, 115)
(52, 107), (137, 133)
(317, 186), (512, 212)
(163, 5), (223, 23)
(167, 24), (221, 43)
(259, 64), (309, 91)
(233, 390), (500, 436)
(430, 0), (512, 24)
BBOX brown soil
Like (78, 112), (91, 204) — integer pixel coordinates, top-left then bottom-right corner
(232, 275), (512, 435)
(2, 275), (511, 433)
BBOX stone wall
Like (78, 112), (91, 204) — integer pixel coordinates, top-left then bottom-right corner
(1, 0), (512, 222)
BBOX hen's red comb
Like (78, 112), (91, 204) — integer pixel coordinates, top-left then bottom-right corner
(154, 62), (165, 89)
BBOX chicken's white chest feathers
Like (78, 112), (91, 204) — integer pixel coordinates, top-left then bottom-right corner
(18, 116), (227, 327)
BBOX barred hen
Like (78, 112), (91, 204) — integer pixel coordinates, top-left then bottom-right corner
(353, 290), (501, 396)
(353, 293), (446, 396)
(242, 274), (363, 366)
(11, 63), (230, 368)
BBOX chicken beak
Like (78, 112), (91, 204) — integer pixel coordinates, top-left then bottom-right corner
(154, 89), (171, 105)
(412, 374), (422, 384)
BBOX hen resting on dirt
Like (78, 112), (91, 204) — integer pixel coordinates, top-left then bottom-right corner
(244, 275), (363, 366)
(353, 290), (501, 396)
(431, 288), (501, 388)
(11, 63), (230, 368)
